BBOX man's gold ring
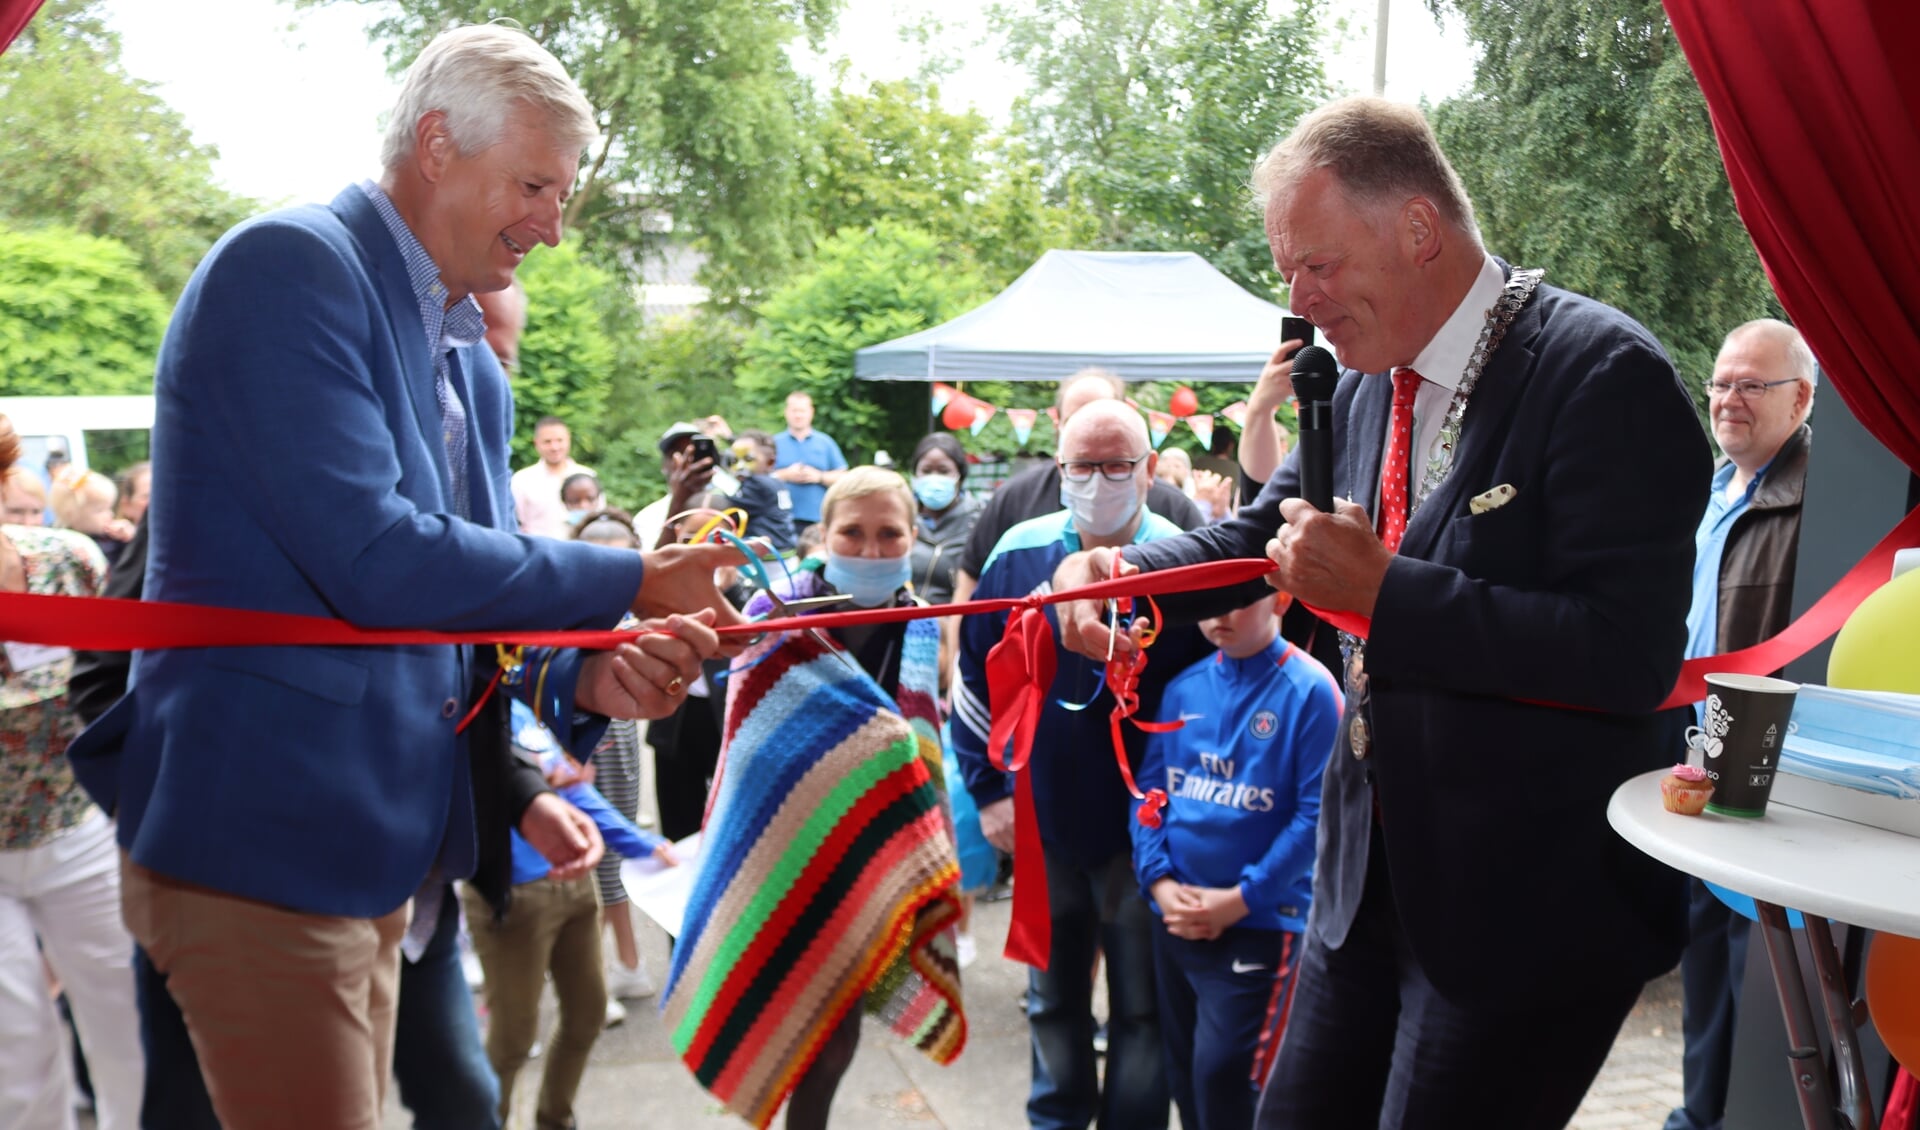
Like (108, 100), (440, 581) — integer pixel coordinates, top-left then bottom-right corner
(665, 676), (686, 696)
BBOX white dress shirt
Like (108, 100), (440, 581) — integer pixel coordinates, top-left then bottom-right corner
(1366, 254), (1507, 516)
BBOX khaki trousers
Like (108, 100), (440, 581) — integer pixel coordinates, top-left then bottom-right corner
(462, 873), (605, 1130)
(120, 855), (407, 1130)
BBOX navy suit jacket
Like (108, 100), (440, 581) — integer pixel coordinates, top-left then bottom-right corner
(1127, 272), (1713, 1007)
(70, 187), (645, 918)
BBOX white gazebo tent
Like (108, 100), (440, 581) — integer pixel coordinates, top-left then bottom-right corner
(853, 250), (1286, 384)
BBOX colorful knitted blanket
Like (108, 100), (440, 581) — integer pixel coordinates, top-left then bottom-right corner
(663, 615), (965, 1127)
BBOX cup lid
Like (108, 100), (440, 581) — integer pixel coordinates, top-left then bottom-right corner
(1703, 672), (1799, 693)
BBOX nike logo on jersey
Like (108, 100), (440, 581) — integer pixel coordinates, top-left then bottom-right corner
(1231, 959), (1267, 975)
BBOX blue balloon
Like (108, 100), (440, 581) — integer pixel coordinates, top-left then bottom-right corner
(1708, 881), (1807, 928)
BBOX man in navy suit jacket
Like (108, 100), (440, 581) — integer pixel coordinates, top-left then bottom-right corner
(1056, 98), (1712, 1128)
(68, 25), (740, 1129)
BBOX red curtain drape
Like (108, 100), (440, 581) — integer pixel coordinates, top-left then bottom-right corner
(1664, 0), (1920, 474)
(0, 0), (44, 56)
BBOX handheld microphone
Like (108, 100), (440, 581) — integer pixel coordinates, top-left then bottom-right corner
(1290, 345), (1339, 513)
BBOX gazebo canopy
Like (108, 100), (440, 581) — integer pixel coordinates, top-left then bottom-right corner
(854, 250), (1285, 383)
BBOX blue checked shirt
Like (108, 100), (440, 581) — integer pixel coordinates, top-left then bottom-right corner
(358, 181), (485, 520)
(358, 182), (491, 958)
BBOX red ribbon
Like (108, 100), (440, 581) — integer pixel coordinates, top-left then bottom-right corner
(984, 606), (1056, 969)
(1299, 504), (1920, 710)
(2, 511), (1913, 971)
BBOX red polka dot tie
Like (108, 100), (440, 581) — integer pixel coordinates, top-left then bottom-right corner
(1379, 368), (1423, 554)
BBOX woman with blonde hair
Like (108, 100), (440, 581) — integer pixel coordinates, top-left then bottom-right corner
(664, 466), (965, 1130)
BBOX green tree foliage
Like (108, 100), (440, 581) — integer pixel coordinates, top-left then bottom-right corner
(301, 0), (840, 302)
(1427, 0), (1781, 401)
(0, 226), (170, 396)
(992, 0), (1328, 294)
(509, 242), (620, 469)
(592, 310), (749, 509)
(0, 0), (254, 297)
(736, 223), (986, 464)
(799, 77), (1100, 291)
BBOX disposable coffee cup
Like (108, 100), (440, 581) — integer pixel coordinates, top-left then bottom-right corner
(1686, 673), (1799, 818)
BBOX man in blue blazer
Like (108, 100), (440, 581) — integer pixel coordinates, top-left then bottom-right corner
(69, 25), (738, 1129)
(1056, 98), (1712, 1128)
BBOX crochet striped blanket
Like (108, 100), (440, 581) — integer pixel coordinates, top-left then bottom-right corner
(663, 617), (965, 1127)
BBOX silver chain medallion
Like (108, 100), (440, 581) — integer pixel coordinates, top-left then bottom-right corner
(1341, 268), (1545, 759)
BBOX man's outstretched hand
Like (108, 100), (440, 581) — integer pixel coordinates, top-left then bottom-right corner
(576, 609), (722, 720)
(1052, 547), (1154, 661)
(634, 541), (751, 648)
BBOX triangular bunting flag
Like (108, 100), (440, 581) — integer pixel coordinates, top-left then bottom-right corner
(1046, 407), (1060, 431)
(970, 402), (997, 436)
(1220, 400), (1251, 429)
(1146, 409), (1175, 449)
(1186, 414), (1214, 450)
(931, 383), (956, 415)
(1006, 408), (1038, 446)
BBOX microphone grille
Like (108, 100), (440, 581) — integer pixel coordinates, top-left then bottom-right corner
(1292, 345), (1338, 376)
(1291, 345), (1340, 400)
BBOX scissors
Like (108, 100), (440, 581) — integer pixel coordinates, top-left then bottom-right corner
(705, 527), (861, 675)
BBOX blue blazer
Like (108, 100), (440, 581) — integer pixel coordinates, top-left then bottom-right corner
(1127, 270), (1713, 1007)
(70, 187), (645, 918)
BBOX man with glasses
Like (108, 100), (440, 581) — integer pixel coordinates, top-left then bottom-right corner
(1666, 318), (1816, 1130)
(953, 400), (1208, 1130)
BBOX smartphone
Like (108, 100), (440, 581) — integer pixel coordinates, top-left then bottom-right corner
(1281, 316), (1316, 361)
(688, 434), (720, 466)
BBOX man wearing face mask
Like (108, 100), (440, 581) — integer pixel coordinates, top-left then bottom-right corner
(952, 400), (1208, 1130)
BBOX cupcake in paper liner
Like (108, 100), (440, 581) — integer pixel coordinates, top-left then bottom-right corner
(1661, 763), (1715, 816)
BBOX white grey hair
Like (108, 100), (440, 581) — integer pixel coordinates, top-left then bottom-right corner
(1724, 318), (1819, 388)
(380, 24), (598, 173)
(1252, 96), (1480, 242)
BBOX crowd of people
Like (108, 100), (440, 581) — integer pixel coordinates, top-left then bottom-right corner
(0, 19), (1831, 1130)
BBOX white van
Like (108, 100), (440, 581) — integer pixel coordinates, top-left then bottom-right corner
(0, 395), (156, 477)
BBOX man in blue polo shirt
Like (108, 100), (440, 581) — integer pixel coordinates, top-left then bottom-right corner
(954, 400), (1208, 1130)
(772, 390), (847, 531)
(1666, 319), (1815, 1130)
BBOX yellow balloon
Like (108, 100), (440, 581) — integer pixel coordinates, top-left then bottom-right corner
(1827, 567), (1920, 692)
(1867, 932), (1920, 1069)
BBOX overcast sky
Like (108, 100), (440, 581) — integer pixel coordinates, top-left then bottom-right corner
(96, 0), (1476, 207)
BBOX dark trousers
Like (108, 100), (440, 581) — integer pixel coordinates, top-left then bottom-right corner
(1663, 878), (1753, 1130)
(1256, 829), (1642, 1130)
(1153, 924), (1297, 1130)
(136, 886), (502, 1130)
(1028, 849), (1169, 1130)
(651, 693), (723, 843)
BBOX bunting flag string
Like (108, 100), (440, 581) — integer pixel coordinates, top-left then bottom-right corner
(932, 387), (1258, 450)
(1005, 408), (1037, 446)
(1145, 409), (1175, 449)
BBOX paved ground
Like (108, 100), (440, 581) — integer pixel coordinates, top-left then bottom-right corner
(401, 897), (1684, 1130)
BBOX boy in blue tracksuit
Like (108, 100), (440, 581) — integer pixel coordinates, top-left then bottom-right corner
(1131, 591), (1342, 1130)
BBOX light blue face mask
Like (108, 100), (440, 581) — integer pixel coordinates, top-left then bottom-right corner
(1779, 684), (1920, 799)
(824, 552), (913, 607)
(912, 473), (959, 511)
(564, 508), (595, 527)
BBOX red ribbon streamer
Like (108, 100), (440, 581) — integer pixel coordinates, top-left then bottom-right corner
(1, 511), (1913, 970)
(1299, 504), (1920, 710)
(984, 606), (1057, 969)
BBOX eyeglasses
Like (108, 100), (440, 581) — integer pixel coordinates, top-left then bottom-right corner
(1708, 378), (1801, 400)
(1058, 454), (1150, 483)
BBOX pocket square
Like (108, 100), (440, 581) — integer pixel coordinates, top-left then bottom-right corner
(1469, 484), (1517, 515)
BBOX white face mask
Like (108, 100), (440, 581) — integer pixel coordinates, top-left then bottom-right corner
(1060, 473), (1145, 538)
